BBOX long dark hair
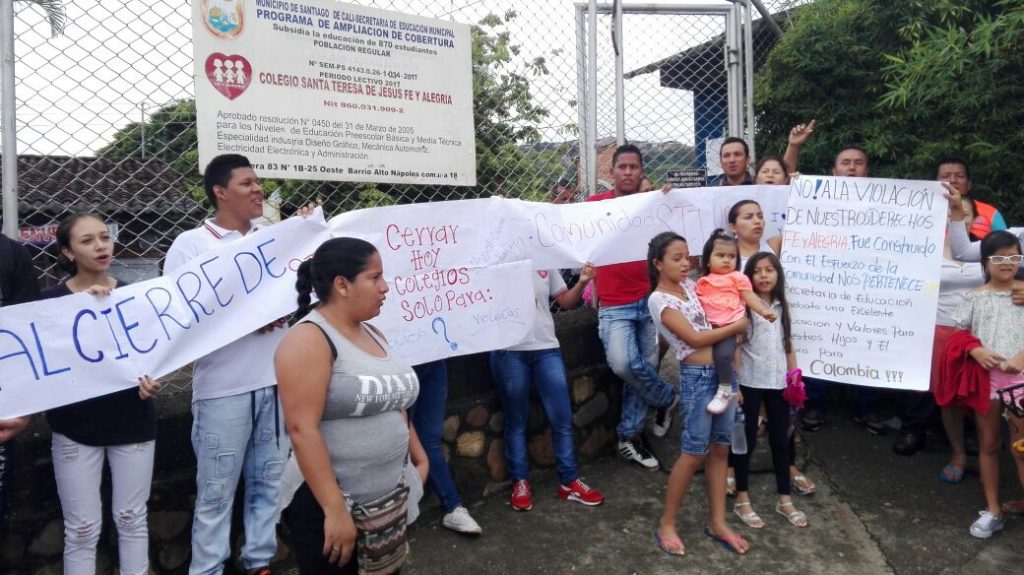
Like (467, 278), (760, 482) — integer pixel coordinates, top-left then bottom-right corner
(294, 237), (378, 318)
(754, 156), (789, 180)
(647, 231), (687, 291)
(727, 199), (761, 225)
(979, 230), (1022, 283)
(700, 228), (739, 277)
(55, 212), (106, 276)
(743, 252), (793, 353)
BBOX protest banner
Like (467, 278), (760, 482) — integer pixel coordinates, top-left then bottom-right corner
(1, 179), (941, 417)
(0, 212), (333, 419)
(327, 199), (535, 365)
(780, 176), (946, 391)
(512, 184), (789, 269)
(193, 0), (475, 185)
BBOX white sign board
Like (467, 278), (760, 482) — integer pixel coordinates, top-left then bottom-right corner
(193, 0), (476, 185)
(780, 176), (946, 391)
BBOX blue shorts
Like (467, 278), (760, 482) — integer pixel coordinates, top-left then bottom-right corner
(679, 364), (735, 456)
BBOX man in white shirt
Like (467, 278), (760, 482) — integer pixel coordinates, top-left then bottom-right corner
(164, 154), (287, 575)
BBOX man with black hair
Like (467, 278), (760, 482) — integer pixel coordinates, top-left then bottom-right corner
(0, 232), (40, 523)
(937, 157), (1006, 239)
(710, 137), (754, 186)
(165, 154), (287, 575)
(802, 146), (882, 433)
(586, 144), (677, 470)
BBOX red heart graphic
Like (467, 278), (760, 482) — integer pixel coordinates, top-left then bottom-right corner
(205, 53), (252, 100)
(538, 271), (548, 278)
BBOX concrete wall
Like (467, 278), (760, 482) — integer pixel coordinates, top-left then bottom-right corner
(0, 307), (619, 574)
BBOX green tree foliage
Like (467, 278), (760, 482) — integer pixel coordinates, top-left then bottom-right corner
(755, 0), (1024, 223)
(18, 0), (66, 37)
(881, 0), (1024, 222)
(98, 11), (559, 214)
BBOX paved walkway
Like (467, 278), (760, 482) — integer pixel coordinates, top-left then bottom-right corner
(398, 404), (1024, 575)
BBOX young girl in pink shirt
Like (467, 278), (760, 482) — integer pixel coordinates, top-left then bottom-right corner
(697, 230), (777, 414)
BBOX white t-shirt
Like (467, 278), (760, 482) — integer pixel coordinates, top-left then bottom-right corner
(508, 270), (567, 351)
(648, 279), (712, 361)
(936, 258), (984, 327)
(164, 219), (285, 401)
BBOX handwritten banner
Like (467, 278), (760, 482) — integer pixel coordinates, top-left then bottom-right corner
(1, 180), (943, 418)
(781, 176), (946, 391)
(516, 184), (789, 268)
(326, 186), (790, 271)
(193, 0), (476, 185)
(0, 213), (333, 419)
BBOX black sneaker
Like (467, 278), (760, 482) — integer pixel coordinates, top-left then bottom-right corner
(801, 408), (824, 431)
(892, 433), (925, 456)
(651, 395), (679, 438)
(617, 439), (660, 471)
(864, 414), (887, 436)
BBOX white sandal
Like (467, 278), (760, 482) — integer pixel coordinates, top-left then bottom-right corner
(734, 501), (764, 528)
(726, 476), (736, 497)
(776, 500), (808, 528)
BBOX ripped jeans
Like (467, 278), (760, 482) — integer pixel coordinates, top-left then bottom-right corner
(51, 433), (155, 575)
(190, 388), (288, 575)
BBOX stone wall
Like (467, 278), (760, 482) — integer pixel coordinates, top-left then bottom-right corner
(0, 307), (619, 574)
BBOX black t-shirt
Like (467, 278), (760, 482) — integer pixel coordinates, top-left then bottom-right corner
(0, 234), (40, 307)
(40, 280), (157, 446)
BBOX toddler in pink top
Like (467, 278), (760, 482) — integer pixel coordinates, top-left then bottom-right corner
(697, 230), (777, 413)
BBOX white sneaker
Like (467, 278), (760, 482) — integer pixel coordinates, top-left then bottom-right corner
(706, 387), (734, 414)
(969, 510), (1004, 539)
(651, 395), (679, 438)
(442, 506), (483, 535)
(617, 439), (660, 471)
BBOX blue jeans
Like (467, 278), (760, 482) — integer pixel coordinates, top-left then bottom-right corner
(678, 364), (735, 456)
(490, 348), (578, 485)
(190, 387), (287, 575)
(597, 297), (676, 440)
(411, 360), (463, 513)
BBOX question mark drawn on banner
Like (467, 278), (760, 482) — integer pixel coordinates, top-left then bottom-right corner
(431, 317), (459, 350)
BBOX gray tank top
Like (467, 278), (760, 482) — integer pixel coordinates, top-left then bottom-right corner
(301, 310), (420, 503)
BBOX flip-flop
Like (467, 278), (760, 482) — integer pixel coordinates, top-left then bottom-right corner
(792, 474), (816, 495)
(939, 464), (965, 484)
(703, 527), (748, 555)
(1001, 499), (1024, 515)
(654, 527), (686, 556)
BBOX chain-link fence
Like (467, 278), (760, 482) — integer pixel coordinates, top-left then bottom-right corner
(2, 1), (801, 284)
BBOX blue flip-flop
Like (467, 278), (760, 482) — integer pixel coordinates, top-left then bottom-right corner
(939, 464), (964, 484)
(703, 527), (747, 555)
(654, 527), (686, 556)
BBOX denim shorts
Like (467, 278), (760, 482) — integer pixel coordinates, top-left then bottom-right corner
(679, 363), (735, 456)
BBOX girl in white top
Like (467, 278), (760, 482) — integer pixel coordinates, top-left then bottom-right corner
(647, 232), (751, 556)
(726, 160), (817, 496)
(951, 231), (1024, 539)
(730, 252), (808, 529)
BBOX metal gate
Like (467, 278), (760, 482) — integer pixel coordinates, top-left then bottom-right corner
(575, 1), (765, 195)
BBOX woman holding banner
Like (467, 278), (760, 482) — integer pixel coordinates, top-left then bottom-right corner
(490, 264), (605, 511)
(276, 237), (428, 573)
(42, 213), (162, 575)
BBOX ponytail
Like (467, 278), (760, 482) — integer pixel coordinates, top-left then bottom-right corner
(294, 259), (315, 318)
(292, 237), (378, 319)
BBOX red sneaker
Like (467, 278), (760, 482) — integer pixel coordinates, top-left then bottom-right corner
(558, 479), (604, 506)
(511, 479), (533, 511)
